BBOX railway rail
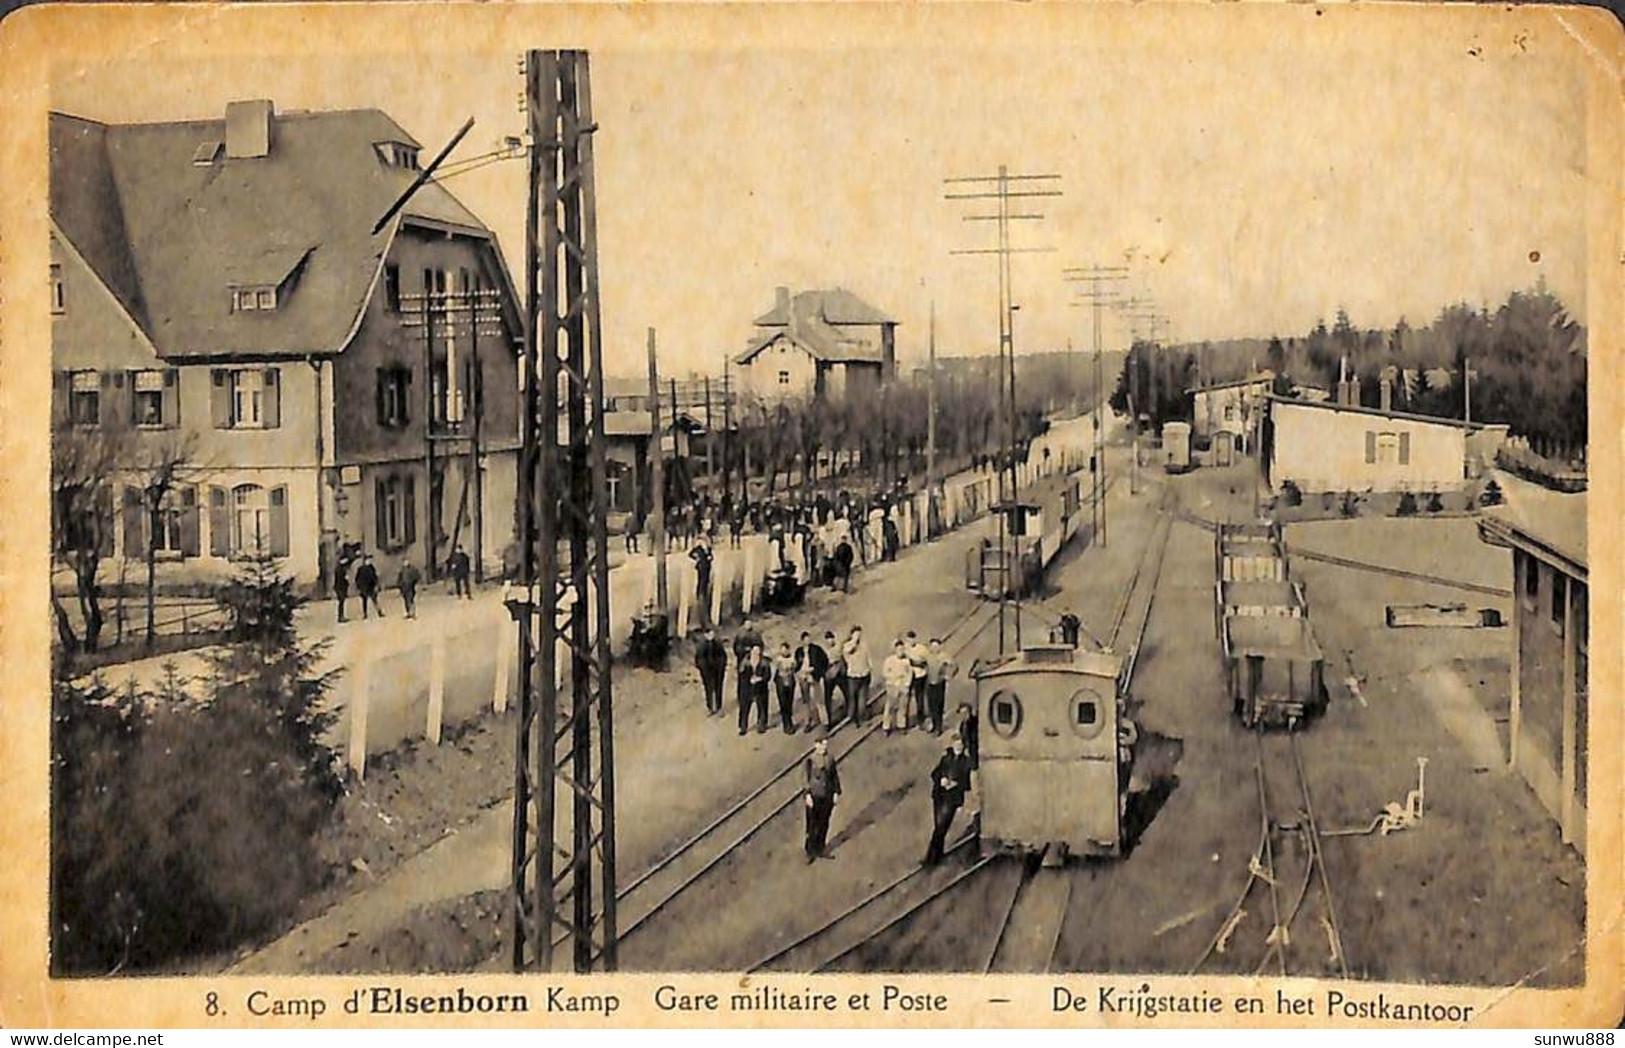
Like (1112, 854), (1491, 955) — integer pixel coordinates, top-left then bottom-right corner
(1188, 728), (1348, 980)
(602, 596), (999, 958)
(756, 489), (1179, 974)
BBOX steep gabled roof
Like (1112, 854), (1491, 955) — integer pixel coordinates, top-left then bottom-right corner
(1267, 394), (1500, 431)
(50, 106), (499, 360)
(753, 287), (895, 327)
(734, 321), (886, 367)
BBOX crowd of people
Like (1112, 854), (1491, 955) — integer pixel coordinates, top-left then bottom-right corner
(693, 614), (981, 866)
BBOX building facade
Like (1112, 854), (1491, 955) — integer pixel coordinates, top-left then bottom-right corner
(1478, 488), (1588, 855)
(735, 286), (897, 402)
(1263, 396), (1507, 493)
(1189, 372), (1275, 451)
(50, 100), (523, 593)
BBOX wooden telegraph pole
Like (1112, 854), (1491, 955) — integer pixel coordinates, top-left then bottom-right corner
(945, 166), (1059, 654)
(647, 328), (667, 613)
(1065, 264), (1129, 546)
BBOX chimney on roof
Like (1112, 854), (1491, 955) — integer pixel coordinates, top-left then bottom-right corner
(1349, 375), (1361, 407)
(225, 99), (274, 159)
(1380, 374), (1393, 413)
(775, 286), (790, 322)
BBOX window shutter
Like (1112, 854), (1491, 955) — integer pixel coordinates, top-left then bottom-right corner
(208, 486), (230, 556)
(401, 368), (412, 425)
(51, 372), (70, 427)
(268, 486), (290, 557)
(210, 369), (231, 428)
(98, 372), (115, 428)
(1398, 431), (1411, 465)
(126, 371), (140, 424)
(263, 368), (281, 428)
(1364, 431), (1376, 464)
(163, 369), (180, 428)
(121, 487), (146, 558)
(376, 477), (388, 549)
(376, 368), (389, 426)
(179, 486), (200, 557)
(404, 474), (417, 545)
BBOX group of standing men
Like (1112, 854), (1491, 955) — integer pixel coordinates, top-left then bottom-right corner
(691, 615), (981, 867)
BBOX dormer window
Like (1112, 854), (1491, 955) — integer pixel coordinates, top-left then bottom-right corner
(373, 141), (420, 170)
(192, 140), (223, 166)
(231, 285), (278, 312)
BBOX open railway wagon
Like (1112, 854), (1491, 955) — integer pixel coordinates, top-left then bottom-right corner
(972, 644), (1137, 859)
(1214, 520), (1288, 583)
(1212, 576), (1308, 639)
(966, 474), (1087, 598)
(1221, 614), (1329, 729)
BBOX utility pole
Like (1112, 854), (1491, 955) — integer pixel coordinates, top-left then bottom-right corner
(927, 299), (937, 490)
(722, 356), (734, 502)
(647, 328), (667, 614)
(1065, 264), (1129, 546)
(945, 166), (1059, 654)
(703, 374), (715, 489)
(510, 48), (617, 974)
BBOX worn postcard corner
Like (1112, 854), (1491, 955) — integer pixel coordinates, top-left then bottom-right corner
(0, 0), (1622, 1031)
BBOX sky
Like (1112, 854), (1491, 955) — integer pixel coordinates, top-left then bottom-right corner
(51, 10), (1590, 379)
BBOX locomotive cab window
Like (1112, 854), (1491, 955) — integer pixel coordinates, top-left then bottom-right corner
(988, 690), (1023, 739)
(1070, 688), (1107, 739)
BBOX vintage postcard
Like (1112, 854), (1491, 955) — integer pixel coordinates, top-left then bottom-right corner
(0, 0), (1620, 1031)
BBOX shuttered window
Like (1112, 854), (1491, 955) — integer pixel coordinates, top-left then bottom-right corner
(1364, 430), (1376, 464)
(210, 368), (282, 429)
(131, 369), (179, 428)
(1398, 431), (1411, 465)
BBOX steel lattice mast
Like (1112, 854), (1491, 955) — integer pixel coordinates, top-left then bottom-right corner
(509, 48), (618, 974)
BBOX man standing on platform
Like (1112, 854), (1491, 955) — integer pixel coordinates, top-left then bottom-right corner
(694, 625), (728, 715)
(803, 735), (841, 862)
(923, 734), (972, 865)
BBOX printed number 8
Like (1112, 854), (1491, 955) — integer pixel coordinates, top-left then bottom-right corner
(205, 992), (220, 1016)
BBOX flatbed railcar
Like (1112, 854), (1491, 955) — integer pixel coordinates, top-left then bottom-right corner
(1212, 577), (1307, 638)
(1214, 520), (1288, 583)
(972, 643), (1138, 859)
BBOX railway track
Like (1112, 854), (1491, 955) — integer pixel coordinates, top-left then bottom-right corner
(765, 490), (1181, 974)
(603, 596), (999, 959)
(1188, 728), (1349, 980)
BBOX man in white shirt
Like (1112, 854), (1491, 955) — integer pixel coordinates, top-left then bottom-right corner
(881, 640), (914, 736)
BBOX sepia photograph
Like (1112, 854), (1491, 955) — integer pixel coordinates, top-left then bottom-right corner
(0, 0), (1620, 1030)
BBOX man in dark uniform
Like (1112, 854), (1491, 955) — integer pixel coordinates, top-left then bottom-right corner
(733, 617), (763, 668)
(694, 625), (728, 715)
(803, 735), (842, 862)
(333, 557), (351, 623)
(448, 544), (473, 599)
(738, 644), (771, 735)
(689, 538), (714, 628)
(924, 734), (972, 866)
(397, 558), (422, 619)
(355, 555), (384, 619)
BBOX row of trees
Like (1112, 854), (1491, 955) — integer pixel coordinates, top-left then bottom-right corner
(1111, 283), (1587, 453)
(717, 352), (1098, 500)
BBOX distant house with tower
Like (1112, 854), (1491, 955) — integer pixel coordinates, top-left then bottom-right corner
(734, 286), (897, 402)
(49, 99), (524, 593)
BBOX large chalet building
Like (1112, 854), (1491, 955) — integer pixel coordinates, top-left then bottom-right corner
(50, 100), (523, 592)
(735, 286), (897, 402)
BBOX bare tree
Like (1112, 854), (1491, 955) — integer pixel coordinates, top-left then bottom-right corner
(129, 432), (203, 648)
(51, 420), (129, 654)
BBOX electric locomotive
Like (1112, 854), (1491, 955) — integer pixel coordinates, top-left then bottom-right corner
(972, 643), (1137, 859)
